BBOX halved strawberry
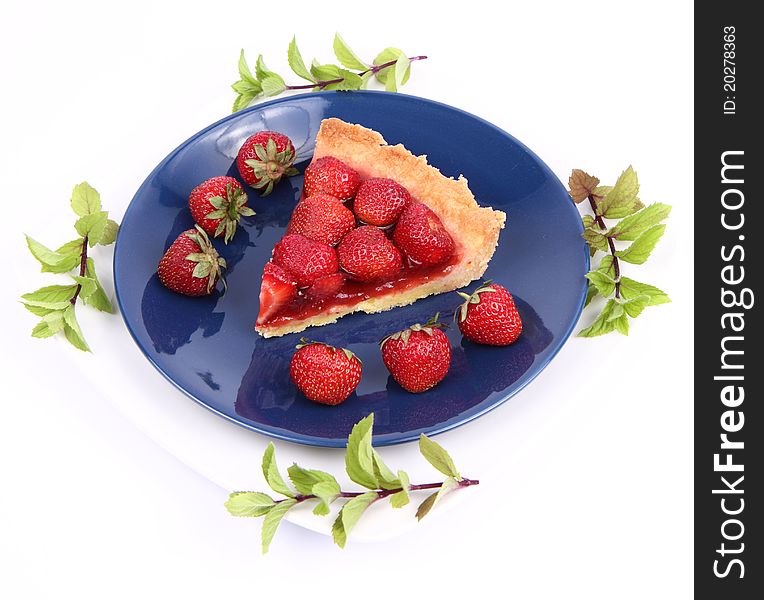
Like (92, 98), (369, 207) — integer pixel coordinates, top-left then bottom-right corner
(236, 131), (299, 196)
(353, 178), (411, 226)
(302, 156), (361, 201)
(305, 272), (346, 301)
(393, 202), (454, 266)
(337, 226), (402, 282)
(272, 233), (339, 288)
(286, 193), (356, 246)
(256, 262), (298, 325)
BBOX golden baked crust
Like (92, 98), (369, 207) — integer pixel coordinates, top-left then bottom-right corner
(256, 118), (506, 337)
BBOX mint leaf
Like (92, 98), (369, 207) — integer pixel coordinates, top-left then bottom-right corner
(324, 69), (363, 91)
(99, 219), (119, 246)
(616, 224), (666, 264)
(261, 498), (296, 554)
(225, 492), (275, 517)
(578, 299), (620, 337)
(62, 305), (90, 351)
(312, 480), (341, 516)
(419, 434), (460, 479)
(608, 203), (671, 241)
(82, 258), (113, 313)
(333, 33), (368, 71)
(332, 492), (378, 548)
(25, 236), (80, 273)
(256, 55), (286, 97)
(416, 477), (459, 521)
(31, 310), (66, 338)
(310, 60), (342, 82)
(620, 294), (650, 318)
(70, 182), (101, 217)
(394, 54), (409, 90)
(371, 449), (400, 490)
(389, 470), (410, 508)
(287, 464), (338, 496)
(585, 270), (616, 297)
(22, 284), (78, 306)
(582, 227), (609, 252)
(585, 283), (598, 307)
(71, 275), (98, 300)
(597, 166), (642, 219)
(288, 37), (315, 82)
(261, 443), (294, 498)
(597, 255), (616, 278)
(619, 277), (671, 306)
(345, 414), (379, 489)
(568, 169), (600, 203)
(74, 211), (109, 246)
(238, 49), (258, 85)
(373, 48), (410, 85)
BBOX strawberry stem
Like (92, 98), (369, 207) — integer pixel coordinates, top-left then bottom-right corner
(284, 55), (427, 91)
(587, 193), (621, 298)
(69, 235), (89, 305)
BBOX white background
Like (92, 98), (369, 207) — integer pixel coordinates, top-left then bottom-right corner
(1, 1), (693, 598)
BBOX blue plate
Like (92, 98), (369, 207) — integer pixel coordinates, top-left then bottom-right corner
(114, 91), (588, 447)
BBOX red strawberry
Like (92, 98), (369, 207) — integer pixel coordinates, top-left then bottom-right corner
(157, 226), (226, 297)
(380, 314), (451, 393)
(256, 262), (298, 325)
(305, 272), (346, 301)
(302, 156), (360, 201)
(272, 233), (339, 288)
(456, 281), (523, 345)
(393, 202), (455, 266)
(337, 225), (403, 282)
(353, 178), (411, 226)
(286, 193), (356, 246)
(290, 340), (362, 405)
(236, 131), (299, 195)
(188, 176), (254, 244)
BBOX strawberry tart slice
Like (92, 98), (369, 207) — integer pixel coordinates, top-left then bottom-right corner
(255, 118), (506, 338)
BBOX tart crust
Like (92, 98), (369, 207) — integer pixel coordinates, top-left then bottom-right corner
(256, 118), (506, 337)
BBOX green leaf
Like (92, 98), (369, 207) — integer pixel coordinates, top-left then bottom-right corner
(238, 49), (258, 84)
(578, 299), (620, 337)
(70, 182), (101, 217)
(82, 258), (113, 312)
(310, 60), (342, 82)
(585, 283), (598, 307)
(25, 235), (80, 273)
(225, 492), (275, 517)
(620, 294), (650, 318)
(373, 48), (410, 85)
(371, 449), (399, 490)
(261, 498), (296, 554)
(582, 227), (609, 252)
(62, 305), (90, 351)
(597, 166), (642, 218)
(616, 224), (666, 264)
(99, 219), (119, 246)
(332, 492), (378, 548)
(394, 54), (409, 90)
(74, 211), (109, 246)
(389, 470), (410, 508)
(256, 55), (286, 97)
(286, 464), (338, 496)
(585, 270), (616, 297)
(597, 254), (616, 278)
(31, 310), (66, 338)
(416, 477), (459, 521)
(608, 203), (671, 241)
(71, 275), (98, 300)
(582, 215), (595, 229)
(232, 92), (255, 113)
(619, 277), (671, 306)
(288, 37), (315, 82)
(385, 63), (398, 92)
(231, 79), (262, 95)
(333, 33), (368, 70)
(261, 443), (294, 498)
(419, 434), (460, 479)
(311, 480), (341, 516)
(345, 414), (379, 490)
(22, 284), (78, 305)
(323, 69), (364, 91)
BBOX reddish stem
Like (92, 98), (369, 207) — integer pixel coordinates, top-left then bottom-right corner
(69, 236), (89, 305)
(287, 477), (479, 504)
(587, 194), (621, 298)
(285, 55), (428, 91)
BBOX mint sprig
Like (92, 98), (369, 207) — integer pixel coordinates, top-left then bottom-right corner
(570, 167), (671, 337)
(21, 182), (119, 351)
(232, 34), (427, 112)
(225, 413), (478, 553)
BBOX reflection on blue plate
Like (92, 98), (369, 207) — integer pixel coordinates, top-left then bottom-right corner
(114, 91), (588, 447)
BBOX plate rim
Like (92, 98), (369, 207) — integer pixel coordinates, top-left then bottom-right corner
(114, 90), (589, 447)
